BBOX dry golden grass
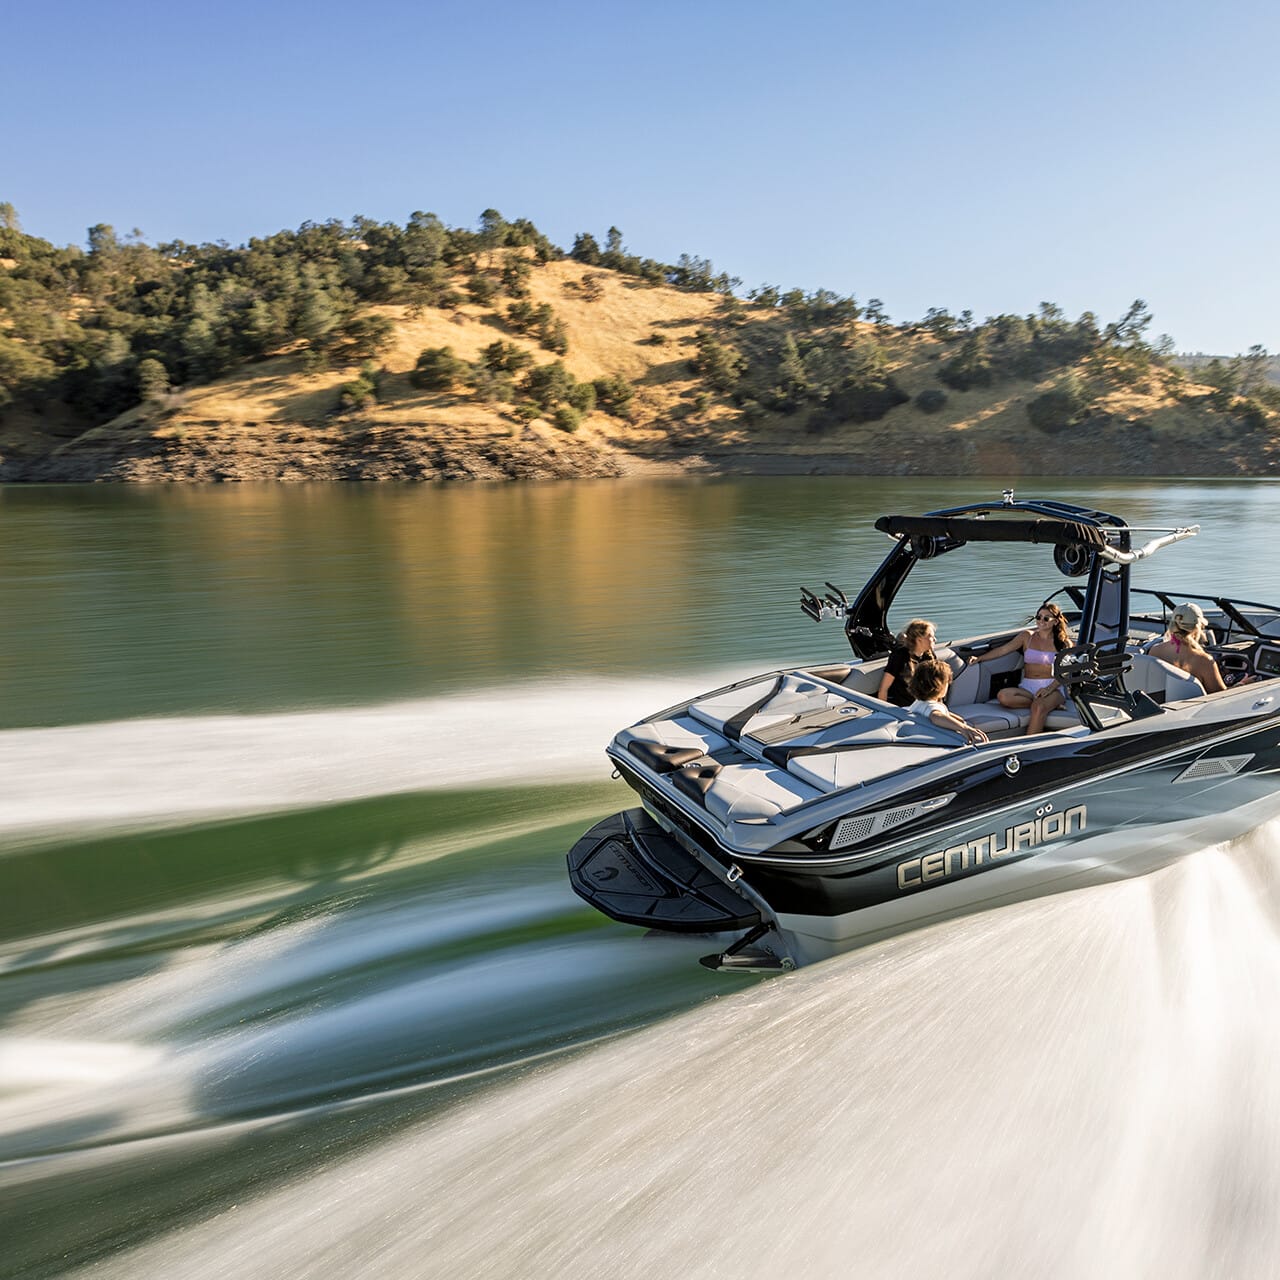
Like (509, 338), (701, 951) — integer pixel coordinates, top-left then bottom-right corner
(129, 258), (725, 449)
(17, 252), (1239, 477)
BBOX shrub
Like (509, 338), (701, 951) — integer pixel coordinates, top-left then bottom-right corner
(690, 332), (745, 391)
(524, 360), (575, 412)
(821, 376), (910, 423)
(915, 387), (947, 414)
(540, 317), (568, 355)
(338, 373), (377, 411)
(501, 256), (531, 298)
(466, 274), (497, 306)
(1234, 396), (1270, 431)
(566, 381), (597, 414)
(1026, 389), (1083, 432)
(478, 340), (533, 375)
(338, 314), (395, 359)
(938, 334), (994, 391)
(553, 405), (582, 432)
(410, 346), (467, 390)
(593, 373), (635, 415)
(136, 357), (170, 404)
(508, 300), (536, 332)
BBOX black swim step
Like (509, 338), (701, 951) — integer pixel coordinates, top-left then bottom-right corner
(566, 808), (760, 933)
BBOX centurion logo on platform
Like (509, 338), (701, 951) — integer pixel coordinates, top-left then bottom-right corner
(896, 804), (1087, 891)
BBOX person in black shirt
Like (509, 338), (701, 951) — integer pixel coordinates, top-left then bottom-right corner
(877, 618), (936, 707)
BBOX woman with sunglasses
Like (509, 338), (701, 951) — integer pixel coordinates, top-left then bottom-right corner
(967, 602), (1072, 734)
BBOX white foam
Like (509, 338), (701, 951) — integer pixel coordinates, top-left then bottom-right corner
(0, 670), (752, 840)
(63, 823), (1280, 1280)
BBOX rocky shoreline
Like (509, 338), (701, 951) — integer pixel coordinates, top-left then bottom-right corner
(0, 412), (1272, 484)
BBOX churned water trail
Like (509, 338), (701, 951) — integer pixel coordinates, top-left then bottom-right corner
(0, 672), (755, 842)
(51, 823), (1280, 1280)
(8, 479), (1280, 1277)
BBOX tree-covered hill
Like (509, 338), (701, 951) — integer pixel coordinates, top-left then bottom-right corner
(1, 201), (1276, 481)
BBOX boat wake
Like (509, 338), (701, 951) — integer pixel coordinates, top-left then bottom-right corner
(0, 671), (752, 843)
(12, 820), (1280, 1280)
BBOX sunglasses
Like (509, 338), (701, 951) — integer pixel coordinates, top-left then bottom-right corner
(1035, 613), (1054, 621)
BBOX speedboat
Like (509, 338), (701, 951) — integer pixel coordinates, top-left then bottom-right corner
(567, 493), (1280, 971)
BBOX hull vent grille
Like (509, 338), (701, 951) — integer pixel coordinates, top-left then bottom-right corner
(829, 792), (956, 851)
(1174, 754), (1253, 784)
(832, 815), (876, 847)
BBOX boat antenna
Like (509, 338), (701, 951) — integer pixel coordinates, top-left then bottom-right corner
(1002, 488), (1015, 506)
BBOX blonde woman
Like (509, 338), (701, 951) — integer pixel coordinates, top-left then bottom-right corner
(1148, 602), (1226, 693)
(877, 618), (936, 707)
(968, 601), (1071, 734)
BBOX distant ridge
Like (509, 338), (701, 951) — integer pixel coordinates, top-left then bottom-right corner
(1, 205), (1277, 480)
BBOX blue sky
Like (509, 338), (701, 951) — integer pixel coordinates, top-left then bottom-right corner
(5, 0), (1277, 353)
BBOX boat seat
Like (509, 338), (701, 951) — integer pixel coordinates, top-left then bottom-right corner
(675, 761), (824, 822)
(617, 715), (730, 759)
(1124, 653), (1206, 702)
(625, 741), (710, 773)
(949, 701), (1028, 731)
(688, 672), (858, 740)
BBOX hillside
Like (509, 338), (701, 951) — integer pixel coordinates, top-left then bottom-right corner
(1, 214), (1276, 482)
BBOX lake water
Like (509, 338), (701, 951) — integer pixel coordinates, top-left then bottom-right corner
(4, 477), (1280, 1278)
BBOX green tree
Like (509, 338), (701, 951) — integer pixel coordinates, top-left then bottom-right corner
(540, 317), (568, 354)
(571, 233), (601, 265)
(524, 360), (575, 411)
(467, 274), (498, 306)
(593, 373), (635, 416)
(297, 288), (340, 347)
(1026, 372), (1088, 432)
(1241, 344), (1271, 395)
(340, 314), (395, 359)
(338, 372), (377, 411)
(477, 208), (507, 249)
(774, 332), (809, 408)
(566, 381), (597, 414)
(410, 346), (467, 390)
(690, 332), (745, 391)
(479, 340), (534, 375)
(501, 255), (531, 298)
(939, 333), (993, 390)
(87, 223), (119, 256)
(136, 357), (170, 403)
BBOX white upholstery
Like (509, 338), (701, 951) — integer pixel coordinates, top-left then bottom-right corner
(788, 741), (955, 791)
(1125, 654), (1206, 701)
(700, 763), (824, 822)
(689, 673), (853, 737)
(949, 701), (1028, 731)
(617, 715), (729, 756)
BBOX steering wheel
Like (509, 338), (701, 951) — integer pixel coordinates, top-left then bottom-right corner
(1216, 650), (1252, 687)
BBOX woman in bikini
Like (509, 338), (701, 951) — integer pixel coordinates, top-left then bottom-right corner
(968, 602), (1071, 734)
(1148, 602), (1226, 693)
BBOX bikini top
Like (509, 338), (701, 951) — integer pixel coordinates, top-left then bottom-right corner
(1024, 643), (1057, 666)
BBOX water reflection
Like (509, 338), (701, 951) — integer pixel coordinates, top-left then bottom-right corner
(2, 477), (1278, 727)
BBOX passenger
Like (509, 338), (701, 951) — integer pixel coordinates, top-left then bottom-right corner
(1148, 602), (1227, 693)
(876, 618), (937, 707)
(907, 658), (988, 745)
(967, 601), (1071, 734)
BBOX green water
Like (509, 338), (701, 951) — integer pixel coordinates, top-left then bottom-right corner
(4, 476), (1280, 1278)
